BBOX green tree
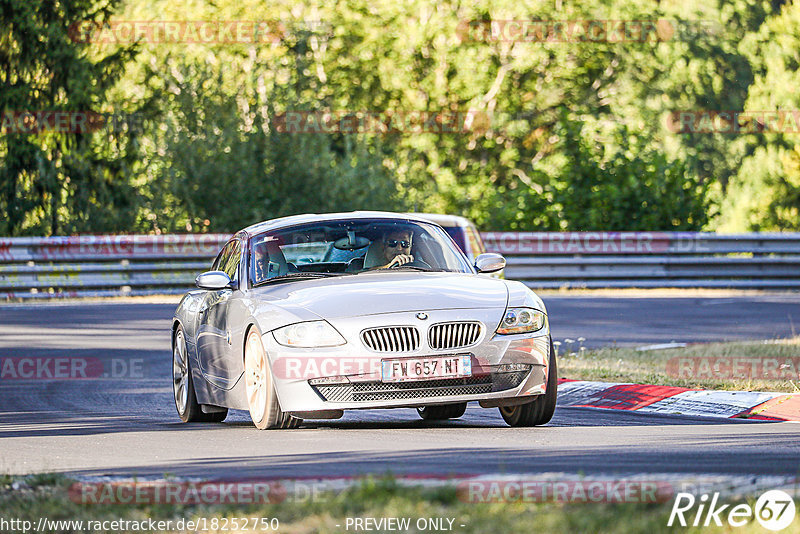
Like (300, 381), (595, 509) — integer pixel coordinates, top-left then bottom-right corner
(0, 0), (143, 236)
(717, 0), (800, 231)
(553, 117), (710, 230)
(28, 0), (788, 233)
(310, 0), (723, 230)
(140, 56), (400, 234)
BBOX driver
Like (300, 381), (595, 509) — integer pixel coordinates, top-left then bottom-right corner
(379, 229), (414, 268)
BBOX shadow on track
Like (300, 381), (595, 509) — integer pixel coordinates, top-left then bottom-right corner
(66, 438), (800, 480)
(0, 402), (774, 439)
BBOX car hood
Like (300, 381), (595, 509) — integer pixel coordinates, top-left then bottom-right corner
(250, 271), (509, 319)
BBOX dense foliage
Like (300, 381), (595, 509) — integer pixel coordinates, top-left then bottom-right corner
(0, 0), (140, 235)
(1, 0), (798, 235)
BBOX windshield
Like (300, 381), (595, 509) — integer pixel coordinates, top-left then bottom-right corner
(248, 218), (473, 286)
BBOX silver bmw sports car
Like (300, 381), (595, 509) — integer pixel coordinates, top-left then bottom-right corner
(172, 212), (556, 429)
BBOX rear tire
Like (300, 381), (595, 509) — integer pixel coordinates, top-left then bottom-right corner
(417, 402), (467, 420)
(244, 328), (302, 430)
(499, 337), (557, 427)
(173, 326), (228, 423)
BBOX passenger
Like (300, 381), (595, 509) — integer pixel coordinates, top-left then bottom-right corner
(253, 243), (269, 281)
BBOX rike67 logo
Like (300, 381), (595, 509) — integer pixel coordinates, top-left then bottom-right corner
(669, 490), (796, 531)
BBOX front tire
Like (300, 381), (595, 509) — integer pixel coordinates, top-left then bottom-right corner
(417, 403), (467, 420)
(173, 326), (227, 423)
(499, 337), (558, 427)
(244, 328), (302, 430)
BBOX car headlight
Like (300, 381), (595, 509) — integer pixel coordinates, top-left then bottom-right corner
(496, 307), (546, 335)
(272, 321), (346, 348)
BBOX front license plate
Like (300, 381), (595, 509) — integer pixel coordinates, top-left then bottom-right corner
(381, 355), (472, 383)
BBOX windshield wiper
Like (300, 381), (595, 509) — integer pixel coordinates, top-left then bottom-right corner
(254, 272), (351, 286)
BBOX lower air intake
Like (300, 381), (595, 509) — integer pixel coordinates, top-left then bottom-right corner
(310, 369), (529, 403)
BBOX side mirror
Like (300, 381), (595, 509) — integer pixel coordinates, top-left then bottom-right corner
(195, 270), (233, 290)
(475, 253), (506, 274)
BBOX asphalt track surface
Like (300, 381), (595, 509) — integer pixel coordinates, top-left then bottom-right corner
(1, 295), (799, 480)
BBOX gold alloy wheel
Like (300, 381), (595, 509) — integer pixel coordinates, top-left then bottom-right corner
(243, 328), (301, 429)
(245, 329), (270, 425)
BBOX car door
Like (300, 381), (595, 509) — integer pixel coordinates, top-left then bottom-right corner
(196, 239), (242, 388)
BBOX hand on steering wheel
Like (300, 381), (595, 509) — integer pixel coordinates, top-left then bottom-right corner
(386, 254), (414, 268)
(386, 255), (432, 270)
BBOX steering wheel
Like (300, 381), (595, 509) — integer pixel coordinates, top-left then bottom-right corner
(389, 258), (431, 270)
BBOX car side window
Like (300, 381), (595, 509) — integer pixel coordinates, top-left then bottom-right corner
(442, 227), (467, 254)
(212, 243), (231, 272)
(221, 240), (242, 281)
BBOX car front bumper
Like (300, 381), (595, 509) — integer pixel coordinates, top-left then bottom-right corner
(261, 308), (551, 413)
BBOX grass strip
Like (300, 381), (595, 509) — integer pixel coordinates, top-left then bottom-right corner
(558, 337), (800, 393)
(2, 474), (798, 533)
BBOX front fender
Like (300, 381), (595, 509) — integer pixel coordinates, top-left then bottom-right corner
(504, 280), (547, 314)
(221, 296), (328, 410)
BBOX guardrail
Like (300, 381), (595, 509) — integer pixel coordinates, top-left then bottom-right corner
(481, 232), (800, 289)
(1, 232), (799, 299)
(0, 235), (229, 299)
